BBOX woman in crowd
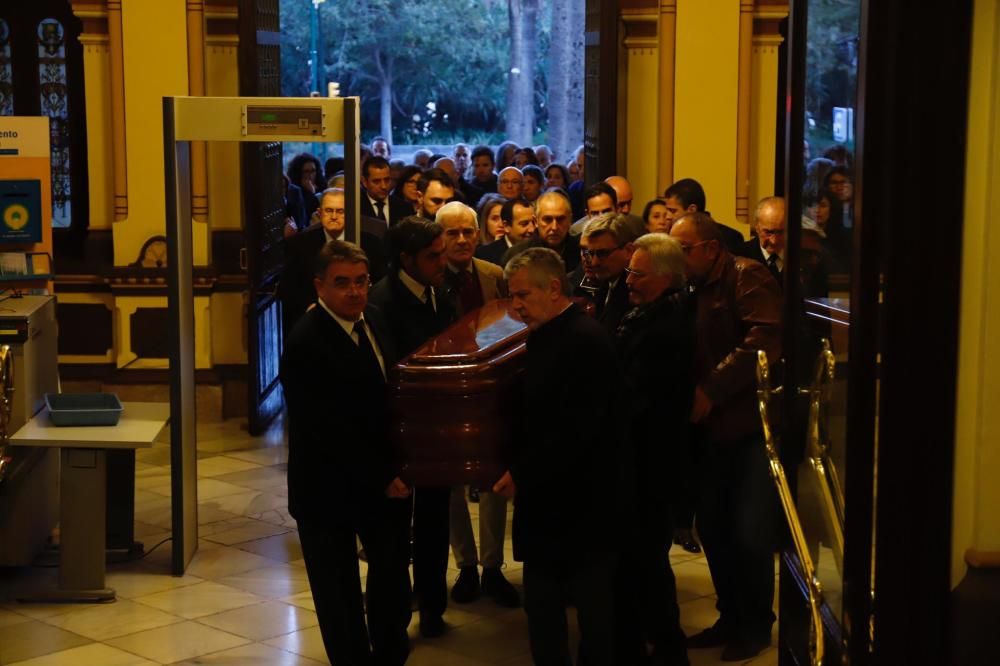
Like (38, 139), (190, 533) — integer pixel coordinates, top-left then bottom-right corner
(477, 193), (507, 243)
(495, 141), (519, 171)
(642, 199), (670, 233)
(513, 147), (539, 168)
(287, 153), (325, 220)
(391, 165), (424, 216)
(544, 163), (570, 191)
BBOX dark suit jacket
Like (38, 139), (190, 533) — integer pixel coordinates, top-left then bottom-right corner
(503, 234), (581, 272)
(444, 258), (508, 316)
(361, 189), (410, 227)
(368, 270), (457, 359)
(475, 238), (512, 267)
(718, 222), (746, 254)
(614, 290), (696, 514)
(285, 182), (308, 230)
(594, 275), (631, 335)
(511, 304), (629, 562)
(735, 238), (782, 289)
(280, 304), (397, 523)
(279, 226), (388, 334)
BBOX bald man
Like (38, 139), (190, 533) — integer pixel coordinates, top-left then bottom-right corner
(736, 197), (786, 287)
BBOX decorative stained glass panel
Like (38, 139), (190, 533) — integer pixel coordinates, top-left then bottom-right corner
(0, 20), (12, 116)
(37, 18), (70, 227)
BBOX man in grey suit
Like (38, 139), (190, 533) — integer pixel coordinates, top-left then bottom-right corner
(434, 202), (520, 608)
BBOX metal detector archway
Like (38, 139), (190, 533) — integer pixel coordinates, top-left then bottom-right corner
(164, 96), (360, 574)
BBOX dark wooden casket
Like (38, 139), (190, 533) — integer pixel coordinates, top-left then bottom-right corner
(389, 298), (527, 487)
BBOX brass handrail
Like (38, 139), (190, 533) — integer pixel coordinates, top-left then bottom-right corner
(802, 339), (845, 573)
(757, 350), (825, 666)
(0, 345), (13, 484)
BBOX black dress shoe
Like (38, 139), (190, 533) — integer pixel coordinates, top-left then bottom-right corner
(685, 621), (729, 649)
(673, 528), (702, 554)
(450, 566), (480, 603)
(419, 613), (446, 638)
(721, 637), (769, 662)
(481, 567), (521, 608)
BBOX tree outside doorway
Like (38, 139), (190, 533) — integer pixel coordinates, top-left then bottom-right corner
(280, 0), (584, 165)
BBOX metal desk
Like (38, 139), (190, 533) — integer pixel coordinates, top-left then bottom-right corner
(10, 402), (170, 602)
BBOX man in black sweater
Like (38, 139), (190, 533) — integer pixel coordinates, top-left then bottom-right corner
(369, 217), (458, 638)
(280, 240), (412, 666)
(494, 247), (628, 665)
(614, 233), (696, 666)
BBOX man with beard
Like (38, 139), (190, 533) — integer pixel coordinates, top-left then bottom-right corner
(415, 168), (457, 221)
(369, 217), (458, 638)
(614, 233), (695, 666)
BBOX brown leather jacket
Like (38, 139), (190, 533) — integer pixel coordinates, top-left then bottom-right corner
(693, 251), (782, 443)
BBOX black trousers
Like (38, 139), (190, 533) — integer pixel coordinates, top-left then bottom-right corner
(412, 485), (451, 620)
(297, 497), (411, 666)
(523, 553), (617, 666)
(615, 506), (687, 664)
(696, 434), (779, 642)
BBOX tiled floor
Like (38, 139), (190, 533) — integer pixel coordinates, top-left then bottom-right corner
(0, 415), (778, 665)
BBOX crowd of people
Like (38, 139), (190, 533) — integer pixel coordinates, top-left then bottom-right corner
(278, 136), (852, 665)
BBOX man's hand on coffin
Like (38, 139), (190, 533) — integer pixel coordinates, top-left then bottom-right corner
(492, 470), (515, 499)
(386, 476), (411, 499)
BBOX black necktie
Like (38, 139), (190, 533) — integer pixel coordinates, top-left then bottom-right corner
(423, 286), (437, 315)
(766, 254), (781, 282)
(353, 320), (384, 380)
(375, 200), (386, 222)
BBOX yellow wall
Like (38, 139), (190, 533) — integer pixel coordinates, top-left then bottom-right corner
(205, 37), (242, 231)
(674, 0), (742, 231)
(117, 1), (190, 266)
(749, 34), (782, 209)
(953, 0), (1000, 587)
(623, 15), (661, 206)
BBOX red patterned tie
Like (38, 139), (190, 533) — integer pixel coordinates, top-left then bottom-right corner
(457, 269), (484, 313)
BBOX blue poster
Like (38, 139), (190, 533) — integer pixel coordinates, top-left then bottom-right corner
(0, 180), (43, 243)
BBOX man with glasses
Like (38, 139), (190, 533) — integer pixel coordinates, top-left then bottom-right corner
(613, 232), (695, 666)
(737, 197), (786, 287)
(580, 212), (642, 334)
(669, 212), (782, 661)
(279, 188), (386, 336)
(416, 168), (457, 221)
(281, 240), (412, 666)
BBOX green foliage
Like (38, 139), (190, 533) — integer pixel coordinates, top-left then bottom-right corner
(806, 0), (861, 149)
(280, 0), (551, 140)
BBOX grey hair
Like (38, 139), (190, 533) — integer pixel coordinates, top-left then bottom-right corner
(633, 233), (687, 289)
(753, 196), (786, 227)
(503, 247), (570, 296)
(320, 187), (345, 204)
(582, 212), (643, 245)
(435, 201), (478, 229)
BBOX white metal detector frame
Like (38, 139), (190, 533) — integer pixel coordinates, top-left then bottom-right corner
(163, 96), (360, 574)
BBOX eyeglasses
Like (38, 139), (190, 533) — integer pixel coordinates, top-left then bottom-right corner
(623, 266), (647, 278)
(679, 240), (712, 255)
(580, 246), (623, 261)
(499, 179), (523, 186)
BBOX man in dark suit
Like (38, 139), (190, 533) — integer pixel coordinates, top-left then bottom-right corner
(614, 233), (696, 666)
(280, 240), (412, 666)
(279, 188), (387, 335)
(369, 217), (458, 638)
(460, 144), (498, 206)
(579, 212), (642, 335)
(361, 156), (410, 227)
(736, 196), (786, 289)
(475, 198), (537, 266)
(493, 247), (628, 665)
(415, 168), (457, 221)
(663, 178), (746, 253)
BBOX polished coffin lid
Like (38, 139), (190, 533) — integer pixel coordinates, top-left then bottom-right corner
(390, 299), (528, 486)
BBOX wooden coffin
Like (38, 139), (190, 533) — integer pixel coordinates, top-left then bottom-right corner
(389, 298), (527, 487)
